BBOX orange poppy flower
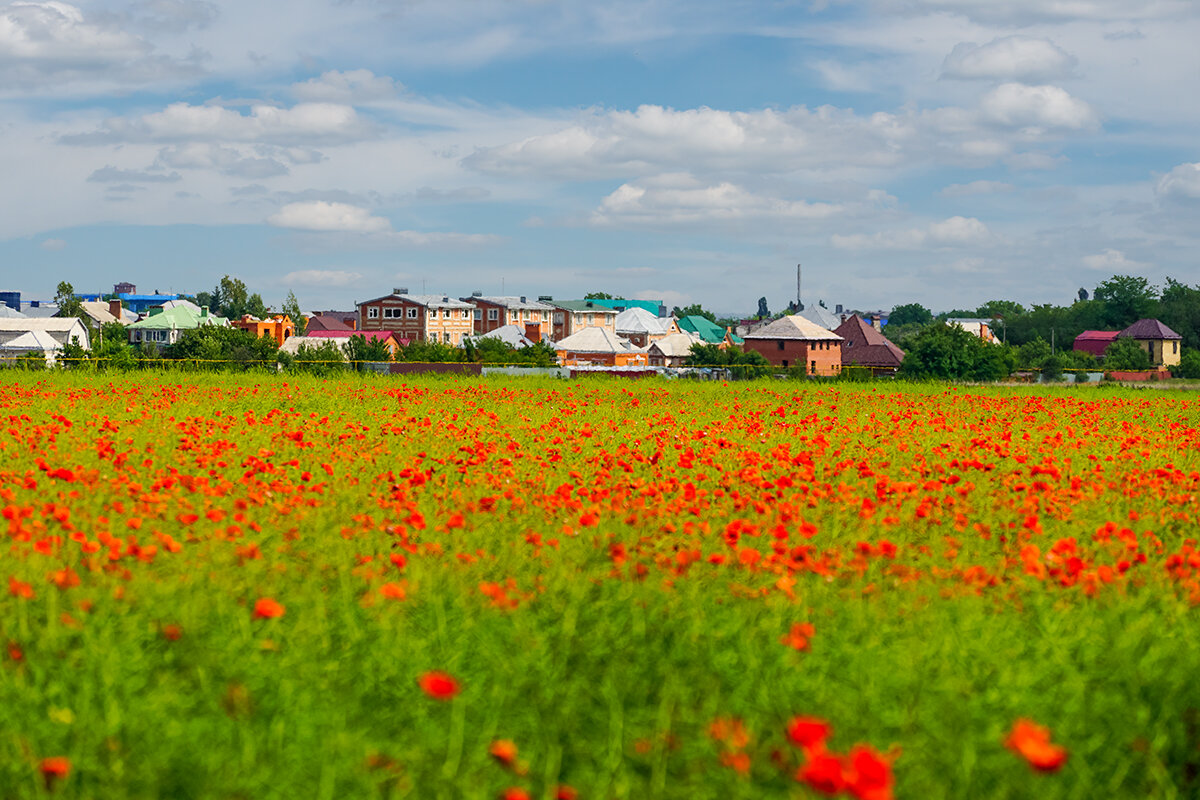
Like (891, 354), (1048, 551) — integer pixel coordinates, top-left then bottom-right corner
(418, 670), (461, 700)
(252, 597), (285, 619)
(1005, 718), (1068, 772)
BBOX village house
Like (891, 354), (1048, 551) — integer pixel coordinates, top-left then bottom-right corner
(462, 294), (556, 342)
(230, 314), (295, 347)
(554, 327), (647, 367)
(545, 299), (619, 341)
(305, 313), (355, 333)
(647, 332), (702, 367)
(834, 314), (904, 376)
(1117, 319), (1182, 367)
(303, 330), (401, 360)
(356, 289), (474, 346)
(1073, 330), (1121, 359)
(126, 305), (227, 349)
(0, 317), (92, 364)
(615, 306), (679, 347)
(677, 315), (743, 349)
(742, 314), (842, 374)
(947, 318), (1001, 345)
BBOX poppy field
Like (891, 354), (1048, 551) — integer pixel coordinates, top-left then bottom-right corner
(3, 372), (1200, 799)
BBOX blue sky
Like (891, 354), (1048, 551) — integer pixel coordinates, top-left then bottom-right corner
(2, 0), (1199, 315)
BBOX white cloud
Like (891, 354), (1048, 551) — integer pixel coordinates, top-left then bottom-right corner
(831, 216), (993, 249)
(267, 201), (391, 233)
(131, 0), (218, 33)
(885, 0), (1197, 23)
(281, 269), (364, 287)
(979, 83), (1099, 131)
(942, 36), (1077, 82)
(941, 180), (1014, 196)
(590, 176), (845, 227)
(40, 237), (65, 250)
(291, 69), (400, 104)
(64, 102), (373, 145)
(155, 143), (289, 179)
(1082, 248), (1148, 270)
(1156, 162), (1200, 200)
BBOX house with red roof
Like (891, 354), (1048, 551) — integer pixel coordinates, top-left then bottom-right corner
(1073, 330), (1120, 359)
(742, 315), (842, 374)
(834, 315), (904, 375)
(304, 330), (401, 360)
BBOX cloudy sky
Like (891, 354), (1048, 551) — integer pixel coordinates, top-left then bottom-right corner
(3, 0), (1199, 314)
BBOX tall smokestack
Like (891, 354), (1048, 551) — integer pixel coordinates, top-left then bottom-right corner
(796, 263), (802, 312)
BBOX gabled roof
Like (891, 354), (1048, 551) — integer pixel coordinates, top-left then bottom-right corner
(648, 332), (702, 358)
(464, 295), (555, 311)
(677, 315), (725, 343)
(306, 314), (354, 331)
(0, 330), (61, 351)
(0, 318), (89, 333)
(554, 326), (634, 354)
(356, 292), (473, 309)
(305, 330), (397, 343)
(127, 305), (228, 330)
(472, 324), (534, 348)
(834, 315), (903, 369)
(800, 305), (842, 330)
(1119, 319), (1182, 340)
(550, 299), (619, 313)
(0, 306), (24, 318)
(78, 301), (120, 326)
(743, 314), (841, 341)
(615, 306), (673, 335)
(1075, 330), (1120, 342)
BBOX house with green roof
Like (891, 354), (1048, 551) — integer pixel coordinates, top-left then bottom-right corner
(676, 315), (743, 348)
(127, 304), (228, 349)
(583, 298), (666, 316)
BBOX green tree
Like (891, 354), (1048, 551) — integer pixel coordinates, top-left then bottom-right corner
(281, 291), (307, 336)
(1173, 349), (1200, 379)
(899, 323), (1013, 381)
(290, 340), (347, 376)
(888, 303), (933, 327)
(584, 292), (614, 300)
(54, 281), (84, 320)
(1102, 336), (1151, 371)
(1016, 338), (1052, 369)
(59, 336), (88, 369)
(345, 334), (392, 369)
(1157, 277), (1200, 350)
(1040, 352), (1066, 382)
(977, 299), (1027, 320)
(671, 304), (717, 323)
(1094, 274), (1156, 329)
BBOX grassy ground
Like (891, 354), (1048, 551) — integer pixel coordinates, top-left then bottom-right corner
(1, 371), (1199, 799)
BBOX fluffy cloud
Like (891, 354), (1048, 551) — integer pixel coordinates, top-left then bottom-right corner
(467, 97), (1096, 182)
(590, 177), (845, 227)
(64, 102), (373, 145)
(979, 83), (1099, 131)
(942, 36), (1076, 82)
(831, 216), (993, 249)
(1155, 162), (1200, 201)
(155, 143), (289, 179)
(267, 201), (391, 233)
(1081, 248), (1148, 270)
(281, 269), (364, 287)
(291, 70), (400, 104)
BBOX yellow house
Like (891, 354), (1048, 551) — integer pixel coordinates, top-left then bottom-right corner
(1118, 319), (1182, 367)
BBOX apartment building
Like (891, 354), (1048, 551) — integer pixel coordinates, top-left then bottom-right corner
(356, 289), (475, 345)
(462, 294), (556, 342)
(545, 299), (619, 342)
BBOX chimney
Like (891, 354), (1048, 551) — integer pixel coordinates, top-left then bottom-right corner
(871, 314), (881, 332)
(538, 295), (553, 301)
(199, 306), (208, 318)
(442, 295), (449, 302)
(519, 296), (527, 303)
(109, 299), (123, 319)
(472, 291), (482, 297)
(394, 287), (408, 295)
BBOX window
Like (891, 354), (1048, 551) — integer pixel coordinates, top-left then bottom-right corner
(782, 360), (788, 368)
(1174, 341), (1179, 354)
(541, 311), (548, 321)
(587, 313), (595, 325)
(524, 310), (531, 320)
(474, 309), (482, 320)
(367, 307), (379, 319)
(554, 313), (563, 323)
(810, 361), (817, 374)
(442, 309), (451, 319)
(777, 340), (785, 351)
(488, 309), (498, 321)
(383, 307), (403, 319)
(427, 310), (436, 319)
(462, 310), (470, 319)
(510, 311), (518, 322)
(443, 331), (451, 343)
(407, 308), (418, 319)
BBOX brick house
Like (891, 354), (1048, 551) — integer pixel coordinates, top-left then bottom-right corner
(834, 314), (904, 375)
(356, 289), (475, 346)
(545, 299), (618, 342)
(742, 314), (842, 374)
(231, 314), (295, 347)
(462, 294), (556, 343)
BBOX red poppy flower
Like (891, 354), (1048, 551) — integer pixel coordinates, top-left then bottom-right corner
(252, 597), (285, 619)
(786, 716), (832, 752)
(1005, 719), (1068, 772)
(418, 670), (461, 700)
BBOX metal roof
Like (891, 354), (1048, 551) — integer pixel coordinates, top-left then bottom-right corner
(743, 314), (842, 341)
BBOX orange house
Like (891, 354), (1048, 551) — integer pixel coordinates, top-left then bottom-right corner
(231, 314), (294, 347)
